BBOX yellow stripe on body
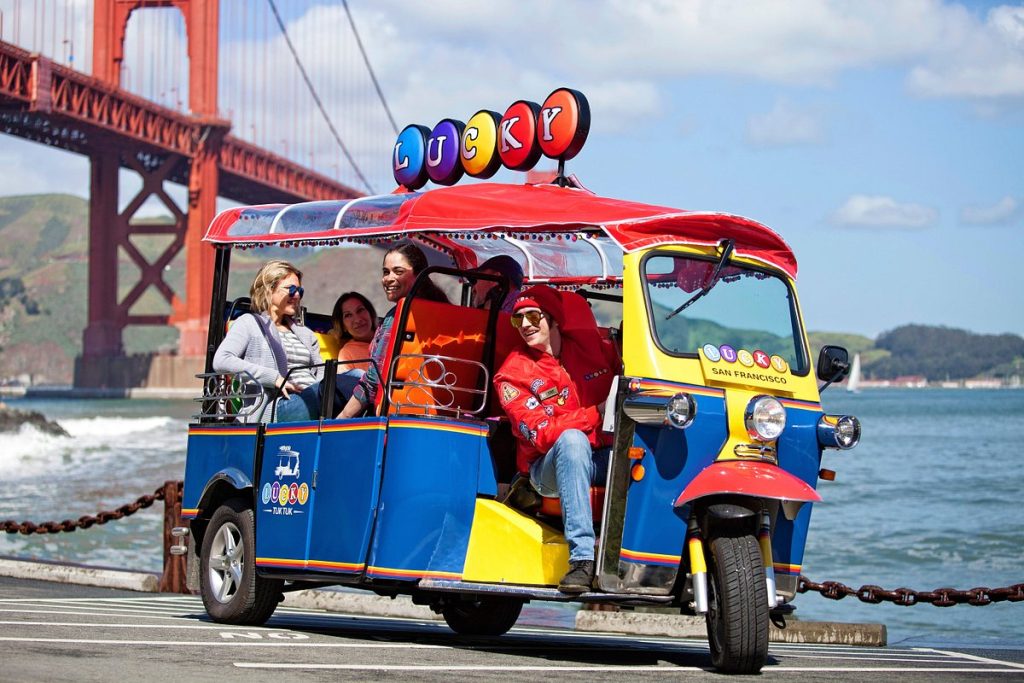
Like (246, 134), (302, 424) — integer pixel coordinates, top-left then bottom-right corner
(462, 499), (568, 586)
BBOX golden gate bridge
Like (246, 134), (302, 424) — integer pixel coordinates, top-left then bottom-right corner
(0, 0), (396, 388)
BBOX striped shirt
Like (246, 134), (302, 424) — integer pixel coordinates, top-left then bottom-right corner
(279, 327), (317, 389)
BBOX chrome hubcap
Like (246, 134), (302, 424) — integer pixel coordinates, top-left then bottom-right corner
(208, 521), (244, 604)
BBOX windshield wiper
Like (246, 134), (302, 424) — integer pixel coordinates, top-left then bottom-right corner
(665, 240), (735, 320)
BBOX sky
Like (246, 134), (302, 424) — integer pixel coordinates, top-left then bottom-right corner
(1, 0), (1022, 339)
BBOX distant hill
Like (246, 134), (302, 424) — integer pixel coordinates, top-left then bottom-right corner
(0, 194), (389, 384)
(0, 194), (89, 384)
(810, 326), (1024, 381)
(2, 193), (1021, 385)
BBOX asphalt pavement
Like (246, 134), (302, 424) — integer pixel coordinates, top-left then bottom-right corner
(3, 576), (1023, 682)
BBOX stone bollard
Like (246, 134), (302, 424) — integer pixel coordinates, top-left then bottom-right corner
(159, 480), (190, 594)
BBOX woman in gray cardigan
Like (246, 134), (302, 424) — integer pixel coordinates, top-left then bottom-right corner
(213, 259), (325, 423)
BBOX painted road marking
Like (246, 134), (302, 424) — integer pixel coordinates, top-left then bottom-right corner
(232, 663), (1023, 673)
(0, 637), (446, 648)
(923, 648), (1024, 670)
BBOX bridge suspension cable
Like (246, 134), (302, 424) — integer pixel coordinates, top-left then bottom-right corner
(266, 0), (373, 194)
(339, 0), (397, 136)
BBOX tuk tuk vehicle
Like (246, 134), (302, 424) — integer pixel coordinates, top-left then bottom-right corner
(176, 90), (860, 675)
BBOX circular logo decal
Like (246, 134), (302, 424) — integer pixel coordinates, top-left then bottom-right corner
(498, 100), (542, 171)
(770, 355), (789, 373)
(538, 88), (590, 160)
(278, 484), (289, 506)
(392, 124), (430, 190)
(461, 110), (502, 179)
(288, 483), (299, 505)
(298, 483), (309, 506)
(425, 118), (465, 186)
(737, 349), (755, 367)
(719, 345), (737, 363)
(271, 481), (280, 501)
(702, 343), (721, 361)
(261, 483), (272, 505)
(753, 349), (771, 369)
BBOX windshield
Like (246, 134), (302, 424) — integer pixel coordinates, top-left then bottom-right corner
(643, 253), (807, 374)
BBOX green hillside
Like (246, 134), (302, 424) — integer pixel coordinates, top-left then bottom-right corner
(1, 193), (1020, 386)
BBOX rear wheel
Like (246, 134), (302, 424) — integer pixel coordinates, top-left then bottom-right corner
(199, 497), (282, 625)
(441, 597), (524, 636)
(705, 534), (769, 674)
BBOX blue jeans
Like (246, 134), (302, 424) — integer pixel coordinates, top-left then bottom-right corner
(529, 429), (610, 562)
(274, 370), (363, 422)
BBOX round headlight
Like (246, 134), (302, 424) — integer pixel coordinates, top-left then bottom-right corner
(745, 395), (786, 441)
(666, 393), (696, 429)
(834, 415), (861, 449)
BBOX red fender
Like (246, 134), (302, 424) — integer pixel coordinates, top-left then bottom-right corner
(674, 460), (821, 507)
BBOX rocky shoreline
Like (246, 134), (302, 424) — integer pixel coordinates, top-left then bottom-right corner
(0, 403), (69, 436)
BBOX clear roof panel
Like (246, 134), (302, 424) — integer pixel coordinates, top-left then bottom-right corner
(272, 200), (348, 235)
(336, 193), (421, 230)
(226, 206), (284, 238)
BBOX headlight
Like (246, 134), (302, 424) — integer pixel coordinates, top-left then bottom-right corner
(817, 414), (861, 449)
(622, 392), (697, 429)
(745, 395), (786, 441)
(666, 393), (696, 429)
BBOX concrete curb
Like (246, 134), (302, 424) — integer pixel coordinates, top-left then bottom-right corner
(0, 558), (159, 593)
(575, 610), (887, 646)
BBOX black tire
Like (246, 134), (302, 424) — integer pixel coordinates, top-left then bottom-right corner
(705, 534), (769, 674)
(199, 497), (282, 625)
(441, 597), (524, 636)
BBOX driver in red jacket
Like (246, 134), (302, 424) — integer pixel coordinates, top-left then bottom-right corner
(493, 285), (620, 593)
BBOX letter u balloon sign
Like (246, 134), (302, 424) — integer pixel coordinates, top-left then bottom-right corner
(392, 88), (591, 190)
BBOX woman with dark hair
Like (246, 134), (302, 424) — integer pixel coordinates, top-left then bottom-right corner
(331, 291), (378, 373)
(337, 242), (447, 418)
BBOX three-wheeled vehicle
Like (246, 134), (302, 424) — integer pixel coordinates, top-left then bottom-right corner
(176, 179), (860, 674)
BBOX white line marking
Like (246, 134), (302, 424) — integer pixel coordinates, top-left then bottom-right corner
(0, 620), (250, 630)
(0, 636), (445, 648)
(768, 667), (1021, 673)
(234, 663), (712, 672)
(233, 663), (1022, 673)
(922, 648), (1024, 670)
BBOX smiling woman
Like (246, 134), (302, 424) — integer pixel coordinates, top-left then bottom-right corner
(337, 242), (449, 419)
(213, 260), (358, 422)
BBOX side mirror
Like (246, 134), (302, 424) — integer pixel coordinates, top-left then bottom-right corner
(817, 345), (851, 383)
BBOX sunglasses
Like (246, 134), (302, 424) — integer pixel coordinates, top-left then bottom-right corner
(511, 311), (545, 328)
(282, 284), (304, 298)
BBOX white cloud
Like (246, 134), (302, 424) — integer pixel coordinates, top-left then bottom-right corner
(960, 196), (1019, 225)
(745, 99), (825, 147)
(907, 4), (1024, 100)
(831, 194), (938, 228)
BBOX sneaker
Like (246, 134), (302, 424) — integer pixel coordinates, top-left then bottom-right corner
(558, 560), (594, 594)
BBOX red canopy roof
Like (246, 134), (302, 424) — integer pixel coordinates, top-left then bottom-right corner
(205, 182), (797, 279)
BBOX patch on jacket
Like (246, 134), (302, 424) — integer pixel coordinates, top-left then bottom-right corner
(501, 383), (520, 404)
(518, 420), (537, 444)
(525, 396), (539, 410)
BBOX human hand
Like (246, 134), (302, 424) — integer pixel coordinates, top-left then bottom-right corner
(275, 377), (300, 399)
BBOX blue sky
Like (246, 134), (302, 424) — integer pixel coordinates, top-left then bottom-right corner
(1, 0), (1021, 338)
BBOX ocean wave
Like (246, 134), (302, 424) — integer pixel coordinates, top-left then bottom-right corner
(59, 416), (176, 437)
(0, 416), (185, 478)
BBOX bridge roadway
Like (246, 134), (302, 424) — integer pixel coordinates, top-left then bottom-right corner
(2, 577), (1022, 681)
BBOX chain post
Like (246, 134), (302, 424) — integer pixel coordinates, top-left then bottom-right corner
(159, 480), (189, 594)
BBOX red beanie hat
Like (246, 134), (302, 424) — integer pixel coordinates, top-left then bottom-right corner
(512, 285), (564, 327)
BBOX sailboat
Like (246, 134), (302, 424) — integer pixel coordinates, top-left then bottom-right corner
(847, 353), (862, 393)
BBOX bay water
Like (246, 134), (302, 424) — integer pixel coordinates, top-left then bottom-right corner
(1, 389), (1021, 646)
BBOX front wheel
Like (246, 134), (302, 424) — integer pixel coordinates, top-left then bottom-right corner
(441, 597), (523, 636)
(199, 497), (282, 625)
(705, 534), (769, 674)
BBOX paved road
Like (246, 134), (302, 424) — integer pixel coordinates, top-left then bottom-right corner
(2, 577), (1023, 681)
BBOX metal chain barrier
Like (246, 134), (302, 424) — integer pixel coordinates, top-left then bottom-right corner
(1, 482), (180, 535)
(799, 574), (1024, 607)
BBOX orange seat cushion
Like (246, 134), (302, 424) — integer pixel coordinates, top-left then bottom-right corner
(538, 486), (606, 520)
